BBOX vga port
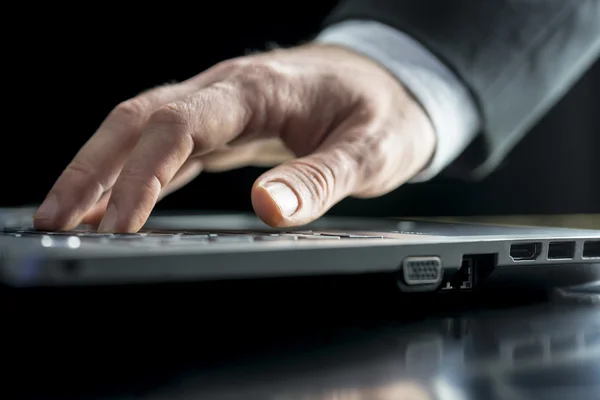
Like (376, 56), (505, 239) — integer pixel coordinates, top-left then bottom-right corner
(402, 256), (443, 285)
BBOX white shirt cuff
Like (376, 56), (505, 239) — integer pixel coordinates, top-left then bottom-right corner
(315, 20), (481, 182)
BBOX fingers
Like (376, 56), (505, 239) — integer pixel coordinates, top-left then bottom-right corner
(97, 82), (254, 232)
(83, 136), (289, 226)
(33, 82), (199, 231)
(82, 136), (288, 226)
(33, 61), (236, 231)
(81, 159), (203, 226)
(80, 193), (111, 226)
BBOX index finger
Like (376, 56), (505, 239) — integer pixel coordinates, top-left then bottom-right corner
(97, 82), (254, 233)
(33, 83), (196, 231)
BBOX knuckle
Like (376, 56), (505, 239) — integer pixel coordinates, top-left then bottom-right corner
(208, 57), (284, 86)
(65, 160), (95, 179)
(223, 59), (286, 97)
(211, 58), (242, 75)
(147, 102), (195, 150)
(111, 98), (149, 124)
(293, 159), (337, 207)
(341, 127), (387, 172)
(239, 60), (284, 86)
(149, 102), (190, 128)
(229, 60), (289, 132)
(146, 173), (165, 196)
(323, 149), (359, 190)
(345, 127), (400, 196)
(204, 81), (239, 101)
(56, 161), (107, 205)
(64, 161), (107, 192)
(117, 170), (164, 200)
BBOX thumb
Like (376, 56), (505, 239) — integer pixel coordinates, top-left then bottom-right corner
(251, 148), (360, 227)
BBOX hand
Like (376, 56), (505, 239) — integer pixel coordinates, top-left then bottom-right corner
(34, 44), (436, 233)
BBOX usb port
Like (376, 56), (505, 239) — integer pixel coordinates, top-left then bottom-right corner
(510, 242), (541, 261)
(583, 240), (600, 258)
(548, 241), (575, 260)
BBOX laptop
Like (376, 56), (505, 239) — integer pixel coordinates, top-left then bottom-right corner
(1, 207), (600, 289)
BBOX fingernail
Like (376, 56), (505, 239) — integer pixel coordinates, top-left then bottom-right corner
(35, 195), (58, 221)
(98, 204), (118, 232)
(263, 182), (299, 217)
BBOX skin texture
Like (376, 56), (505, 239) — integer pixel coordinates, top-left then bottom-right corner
(33, 44), (436, 233)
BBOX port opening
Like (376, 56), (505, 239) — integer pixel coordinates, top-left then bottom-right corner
(510, 242), (541, 261)
(402, 256), (443, 286)
(547, 241), (576, 260)
(583, 240), (600, 258)
(455, 257), (474, 289)
(442, 253), (497, 291)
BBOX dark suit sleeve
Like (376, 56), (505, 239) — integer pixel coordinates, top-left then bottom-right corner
(323, 0), (600, 179)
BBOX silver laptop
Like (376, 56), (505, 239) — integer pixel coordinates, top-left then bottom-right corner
(1, 207), (600, 289)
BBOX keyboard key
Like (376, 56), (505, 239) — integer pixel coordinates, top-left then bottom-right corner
(112, 233), (147, 239)
(209, 235), (254, 243)
(171, 234), (210, 240)
(254, 234), (298, 241)
(282, 233), (341, 240)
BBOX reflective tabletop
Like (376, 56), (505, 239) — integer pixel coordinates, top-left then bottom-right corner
(4, 279), (599, 400)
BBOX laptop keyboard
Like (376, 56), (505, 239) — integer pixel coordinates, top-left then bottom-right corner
(0, 227), (387, 246)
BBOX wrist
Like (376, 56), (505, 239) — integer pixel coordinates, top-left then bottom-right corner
(315, 20), (481, 182)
